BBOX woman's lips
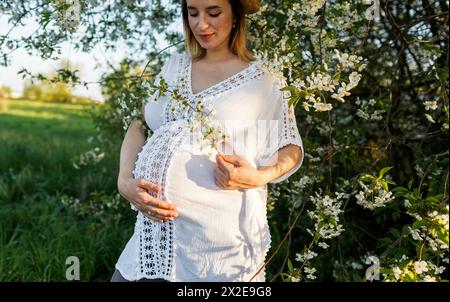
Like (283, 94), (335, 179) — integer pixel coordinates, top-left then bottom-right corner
(199, 33), (214, 41)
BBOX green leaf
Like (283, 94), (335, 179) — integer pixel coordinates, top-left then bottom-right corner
(435, 66), (449, 81)
(424, 196), (442, 205)
(280, 85), (299, 94)
(412, 220), (427, 229)
(392, 186), (408, 195)
(381, 181), (389, 192)
(379, 166), (393, 178)
(287, 259), (294, 273)
(408, 179), (414, 190)
(361, 174), (375, 181)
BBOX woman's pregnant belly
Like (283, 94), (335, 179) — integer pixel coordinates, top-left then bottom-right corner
(164, 145), (259, 280)
(134, 122), (266, 280)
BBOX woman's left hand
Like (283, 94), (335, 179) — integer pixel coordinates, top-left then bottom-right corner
(214, 153), (268, 190)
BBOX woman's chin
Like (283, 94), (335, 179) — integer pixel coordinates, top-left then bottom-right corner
(200, 42), (214, 48)
(200, 43), (221, 51)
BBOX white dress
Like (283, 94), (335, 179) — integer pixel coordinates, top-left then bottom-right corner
(114, 51), (304, 282)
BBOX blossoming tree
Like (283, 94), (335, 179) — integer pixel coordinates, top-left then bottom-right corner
(1, 0), (448, 281)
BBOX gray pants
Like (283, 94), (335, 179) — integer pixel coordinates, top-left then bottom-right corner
(110, 269), (169, 282)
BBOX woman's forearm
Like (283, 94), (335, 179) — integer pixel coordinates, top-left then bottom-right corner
(118, 120), (147, 182)
(258, 144), (302, 183)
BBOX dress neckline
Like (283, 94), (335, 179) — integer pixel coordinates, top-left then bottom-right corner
(187, 54), (258, 98)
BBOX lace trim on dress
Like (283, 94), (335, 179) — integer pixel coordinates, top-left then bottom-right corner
(132, 120), (188, 281)
(163, 52), (265, 123)
(187, 54), (262, 99)
(267, 78), (304, 184)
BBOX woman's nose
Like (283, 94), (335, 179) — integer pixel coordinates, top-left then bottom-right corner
(197, 14), (210, 30)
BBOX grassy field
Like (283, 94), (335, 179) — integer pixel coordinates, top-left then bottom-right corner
(0, 99), (134, 281)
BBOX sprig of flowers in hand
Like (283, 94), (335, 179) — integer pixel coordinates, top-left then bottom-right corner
(147, 77), (230, 154)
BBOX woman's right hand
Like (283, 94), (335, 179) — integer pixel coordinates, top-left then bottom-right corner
(118, 177), (178, 222)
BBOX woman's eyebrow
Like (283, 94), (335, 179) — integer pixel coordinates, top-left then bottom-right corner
(187, 5), (222, 10)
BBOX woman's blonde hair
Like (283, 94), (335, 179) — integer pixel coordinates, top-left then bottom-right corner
(181, 0), (255, 63)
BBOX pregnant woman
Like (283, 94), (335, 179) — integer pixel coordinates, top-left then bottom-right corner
(111, 0), (304, 282)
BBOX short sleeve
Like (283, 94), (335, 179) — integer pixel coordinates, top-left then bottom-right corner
(143, 51), (182, 133)
(159, 51), (181, 85)
(257, 77), (305, 184)
(148, 51), (180, 93)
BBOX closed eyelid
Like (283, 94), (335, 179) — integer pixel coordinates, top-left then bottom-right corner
(187, 7), (222, 13)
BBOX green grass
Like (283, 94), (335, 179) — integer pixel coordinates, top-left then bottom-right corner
(0, 99), (133, 281)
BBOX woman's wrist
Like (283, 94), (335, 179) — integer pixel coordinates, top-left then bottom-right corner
(118, 172), (133, 191)
(118, 171), (133, 181)
(257, 165), (279, 185)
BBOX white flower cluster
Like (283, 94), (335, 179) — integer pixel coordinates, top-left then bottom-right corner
(299, 72), (337, 112)
(318, 242), (329, 249)
(355, 182), (395, 210)
(72, 147), (105, 169)
(297, 0), (326, 29)
(355, 98), (385, 121)
(414, 163), (425, 179)
(333, 50), (365, 71)
(414, 261), (428, 274)
(256, 49), (360, 115)
(137, 78), (229, 153)
(331, 72), (362, 103)
(327, 3), (364, 31)
(60, 194), (80, 207)
(423, 100), (439, 123)
(408, 207), (449, 255)
(424, 100), (438, 111)
(293, 51), (365, 112)
(385, 260), (447, 282)
(188, 99), (229, 154)
(429, 209), (449, 234)
(307, 191), (346, 239)
(254, 51), (293, 81)
(53, 0), (81, 32)
(60, 192), (123, 217)
(301, 0), (326, 16)
(303, 266), (317, 280)
(305, 72), (337, 92)
(296, 250), (318, 263)
(292, 175), (314, 191)
(253, 3), (367, 114)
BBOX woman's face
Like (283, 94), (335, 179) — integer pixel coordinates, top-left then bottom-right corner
(186, 0), (234, 51)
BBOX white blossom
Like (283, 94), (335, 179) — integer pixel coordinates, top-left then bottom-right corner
(308, 192), (345, 239)
(392, 266), (402, 280)
(304, 267), (317, 280)
(424, 100), (438, 111)
(356, 182), (395, 210)
(301, 0), (326, 16)
(54, 0), (81, 32)
(313, 102), (333, 112)
(318, 242), (329, 249)
(414, 261), (428, 274)
(296, 250), (318, 263)
(423, 275), (437, 282)
(333, 50), (364, 70)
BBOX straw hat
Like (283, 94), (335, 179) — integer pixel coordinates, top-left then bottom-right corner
(240, 0), (260, 14)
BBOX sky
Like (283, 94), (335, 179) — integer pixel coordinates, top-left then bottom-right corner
(0, 10), (183, 101)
